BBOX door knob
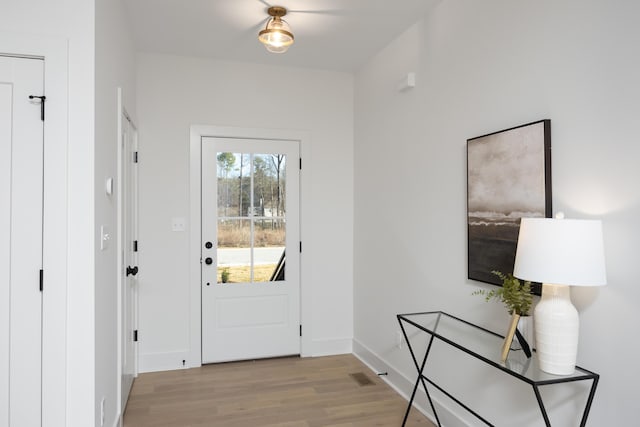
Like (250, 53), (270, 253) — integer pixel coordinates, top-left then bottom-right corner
(205, 257), (213, 265)
(126, 266), (139, 276)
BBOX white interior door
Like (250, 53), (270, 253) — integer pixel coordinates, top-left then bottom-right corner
(0, 55), (44, 426)
(120, 111), (138, 409)
(201, 137), (300, 363)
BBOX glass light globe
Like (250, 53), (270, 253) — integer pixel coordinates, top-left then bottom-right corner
(258, 16), (294, 54)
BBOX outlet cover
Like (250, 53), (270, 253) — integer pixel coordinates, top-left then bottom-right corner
(171, 217), (186, 232)
(396, 331), (403, 349)
(100, 397), (105, 426)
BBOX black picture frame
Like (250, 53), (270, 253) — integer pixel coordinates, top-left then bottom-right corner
(467, 120), (551, 294)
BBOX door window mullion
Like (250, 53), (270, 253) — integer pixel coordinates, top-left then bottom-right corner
(250, 153), (255, 283)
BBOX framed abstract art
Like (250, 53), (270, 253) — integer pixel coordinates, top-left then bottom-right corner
(467, 119), (551, 293)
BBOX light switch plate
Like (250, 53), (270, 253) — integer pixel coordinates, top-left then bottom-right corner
(100, 225), (110, 250)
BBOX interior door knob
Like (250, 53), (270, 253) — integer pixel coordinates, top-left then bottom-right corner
(205, 257), (213, 265)
(126, 266), (138, 276)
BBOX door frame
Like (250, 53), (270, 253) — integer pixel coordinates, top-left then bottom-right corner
(0, 36), (68, 426)
(189, 125), (312, 366)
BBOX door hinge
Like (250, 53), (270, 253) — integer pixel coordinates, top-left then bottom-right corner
(39, 269), (44, 292)
(133, 151), (139, 163)
(133, 330), (138, 342)
(133, 240), (138, 252)
(299, 157), (302, 170)
(299, 241), (302, 253)
(28, 95), (46, 121)
(299, 325), (302, 337)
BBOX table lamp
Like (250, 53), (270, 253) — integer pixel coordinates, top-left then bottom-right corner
(513, 216), (606, 375)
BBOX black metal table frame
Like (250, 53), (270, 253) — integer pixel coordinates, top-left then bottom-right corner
(397, 311), (600, 427)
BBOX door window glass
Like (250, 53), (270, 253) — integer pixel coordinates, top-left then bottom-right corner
(216, 152), (286, 284)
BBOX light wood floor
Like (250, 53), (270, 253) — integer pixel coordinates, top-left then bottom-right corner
(123, 354), (435, 427)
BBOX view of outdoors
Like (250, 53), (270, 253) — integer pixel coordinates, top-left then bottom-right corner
(216, 152), (286, 284)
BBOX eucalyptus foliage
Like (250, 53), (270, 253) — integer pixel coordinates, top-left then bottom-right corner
(473, 271), (533, 315)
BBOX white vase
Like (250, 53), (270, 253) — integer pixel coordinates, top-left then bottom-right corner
(534, 283), (579, 375)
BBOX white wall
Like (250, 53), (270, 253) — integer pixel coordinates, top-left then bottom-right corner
(95, 0), (136, 425)
(136, 53), (354, 371)
(354, 0), (640, 425)
(1, 0), (96, 425)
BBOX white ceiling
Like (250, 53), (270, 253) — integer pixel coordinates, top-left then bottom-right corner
(124, 0), (439, 72)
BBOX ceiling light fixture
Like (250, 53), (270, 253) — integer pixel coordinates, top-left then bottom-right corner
(258, 6), (294, 54)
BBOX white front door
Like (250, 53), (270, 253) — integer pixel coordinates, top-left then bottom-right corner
(201, 137), (300, 363)
(120, 111), (138, 410)
(0, 55), (44, 426)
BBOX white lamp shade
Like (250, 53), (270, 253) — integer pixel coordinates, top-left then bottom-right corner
(514, 218), (607, 287)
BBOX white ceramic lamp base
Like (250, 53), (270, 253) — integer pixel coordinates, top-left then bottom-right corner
(534, 283), (579, 375)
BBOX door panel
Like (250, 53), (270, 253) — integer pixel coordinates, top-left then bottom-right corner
(201, 137), (299, 363)
(0, 55), (44, 426)
(120, 113), (138, 410)
(216, 294), (288, 327)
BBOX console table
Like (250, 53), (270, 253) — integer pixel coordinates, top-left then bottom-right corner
(397, 311), (599, 426)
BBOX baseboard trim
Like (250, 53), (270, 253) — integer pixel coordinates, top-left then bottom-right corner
(139, 350), (192, 373)
(353, 339), (471, 427)
(141, 338), (351, 373)
(309, 337), (352, 357)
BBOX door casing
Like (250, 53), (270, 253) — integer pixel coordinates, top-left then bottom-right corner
(189, 125), (312, 367)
